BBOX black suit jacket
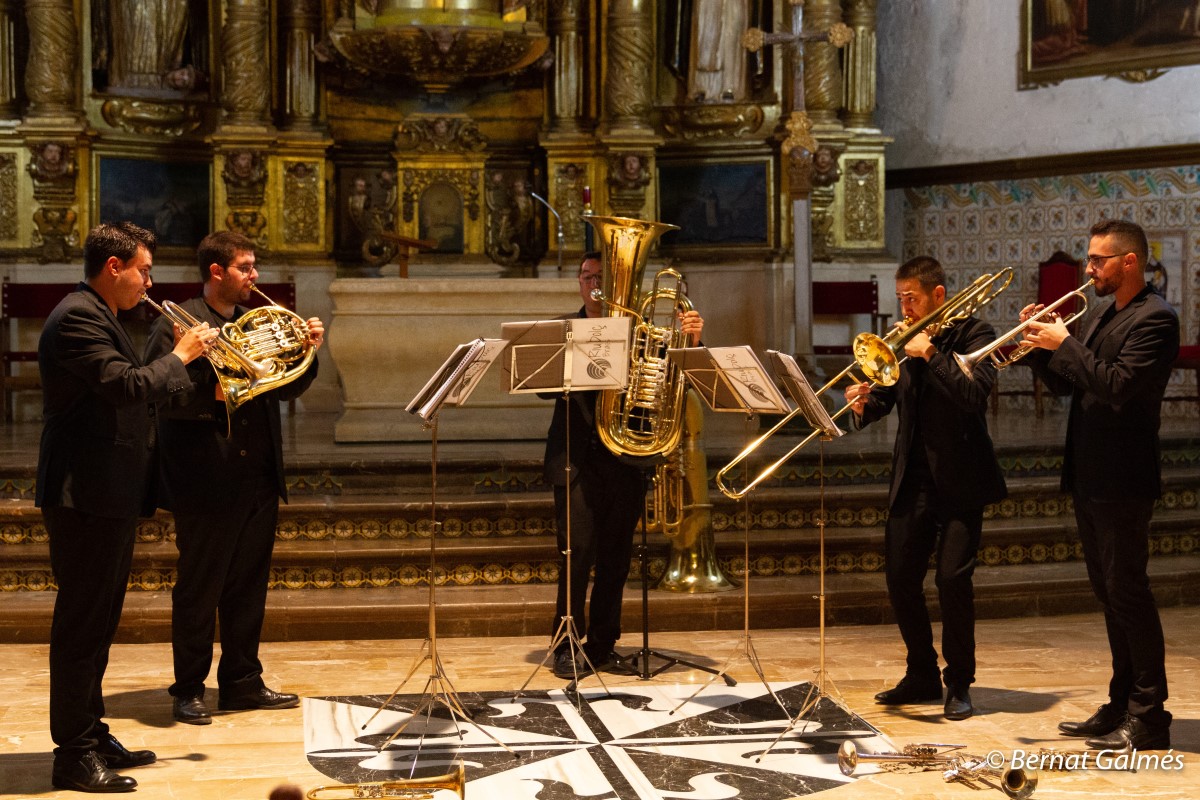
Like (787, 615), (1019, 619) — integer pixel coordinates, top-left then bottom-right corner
(1027, 284), (1178, 501)
(144, 296), (319, 513)
(36, 283), (191, 518)
(857, 316), (1008, 511)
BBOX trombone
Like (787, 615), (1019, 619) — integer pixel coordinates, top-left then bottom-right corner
(715, 269), (1014, 500)
(955, 279), (1093, 378)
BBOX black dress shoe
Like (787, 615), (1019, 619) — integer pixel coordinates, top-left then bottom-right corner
(218, 685), (300, 711)
(1085, 714), (1170, 750)
(944, 685), (974, 721)
(52, 751), (137, 793)
(173, 695), (213, 725)
(94, 734), (156, 768)
(874, 675), (943, 705)
(1057, 702), (1123, 737)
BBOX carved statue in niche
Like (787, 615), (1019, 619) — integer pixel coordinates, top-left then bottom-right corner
(344, 169), (400, 267)
(486, 171), (538, 266)
(689, 0), (749, 102)
(28, 142), (75, 187)
(92, 0), (209, 95)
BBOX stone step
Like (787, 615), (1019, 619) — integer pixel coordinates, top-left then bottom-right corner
(2, 555), (1197, 644)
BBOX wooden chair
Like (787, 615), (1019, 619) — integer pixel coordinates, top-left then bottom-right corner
(991, 253), (1083, 417)
(1, 280), (75, 423)
(812, 277), (891, 355)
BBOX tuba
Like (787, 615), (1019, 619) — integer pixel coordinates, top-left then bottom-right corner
(142, 284), (315, 430)
(306, 763), (465, 799)
(586, 215), (692, 459)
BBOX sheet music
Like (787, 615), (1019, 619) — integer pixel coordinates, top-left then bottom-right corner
(767, 350), (844, 438)
(501, 316), (630, 393)
(669, 346), (790, 414)
(406, 338), (504, 421)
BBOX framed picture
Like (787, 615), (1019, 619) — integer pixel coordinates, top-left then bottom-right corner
(97, 157), (210, 248)
(1146, 229), (1184, 312)
(1021, 0), (1200, 89)
(657, 159), (770, 248)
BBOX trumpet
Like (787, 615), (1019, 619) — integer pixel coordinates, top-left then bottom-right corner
(955, 279), (1093, 378)
(715, 269), (1013, 500)
(306, 763), (465, 799)
(838, 741), (1035, 799)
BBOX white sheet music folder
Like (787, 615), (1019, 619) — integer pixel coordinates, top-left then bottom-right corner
(767, 349), (844, 438)
(501, 316), (631, 393)
(668, 346), (790, 414)
(405, 338), (506, 421)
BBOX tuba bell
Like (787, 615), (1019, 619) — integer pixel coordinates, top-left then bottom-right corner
(585, 215), (692, 459)
(143, 283), (315, 432)
(306, 763), (465, 799)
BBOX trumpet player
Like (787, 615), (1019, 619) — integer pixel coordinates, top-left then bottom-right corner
(146, 231), (325, 726)
(843, 257), (1007, 721)
(1019, 219), (1177, 750)
(37, 222), (218, 793)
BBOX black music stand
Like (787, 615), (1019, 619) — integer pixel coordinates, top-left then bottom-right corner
(361, 338), (517, 766)
(754, 350), (846, 760)
(501, 316), (630, 698)
(664, 346), (794, 717)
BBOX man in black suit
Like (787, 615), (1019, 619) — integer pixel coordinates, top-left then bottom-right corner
(544, 252), (702, 678)
(1021, 219), (1178, 750)
(37, 222), (216, 792)
(145, 231), (324, 725)
(844, 256), (1007, 720)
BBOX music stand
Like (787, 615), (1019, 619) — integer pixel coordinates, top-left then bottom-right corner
(753, 350), (846, 760)
(362, 338), (517, 765)
(502, 316), (630, 699)
(665, 346), (794, 717)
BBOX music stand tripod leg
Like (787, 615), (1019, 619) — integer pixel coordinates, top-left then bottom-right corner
(512, 390), (612, 704)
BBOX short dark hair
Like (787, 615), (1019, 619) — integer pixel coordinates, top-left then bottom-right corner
(1090, 218), (1148, 267)
(83, 222), (156, 278)
(579, 251), (601, 274)
(196, 230), (257, 282)
(895, 255), (945, 291)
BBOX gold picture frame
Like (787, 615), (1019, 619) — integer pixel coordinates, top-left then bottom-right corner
(1020, 0), (1200, 89)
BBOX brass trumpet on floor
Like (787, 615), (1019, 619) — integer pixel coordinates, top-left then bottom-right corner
(955, 279), (1093, 378)
(838, 741), (1035, 799)
(306, 763), (464, 799)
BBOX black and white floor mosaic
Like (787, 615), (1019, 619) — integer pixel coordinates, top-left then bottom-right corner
(304, 681), (889, 799)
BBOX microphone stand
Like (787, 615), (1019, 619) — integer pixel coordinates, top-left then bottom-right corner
(530, 192), (564, 273)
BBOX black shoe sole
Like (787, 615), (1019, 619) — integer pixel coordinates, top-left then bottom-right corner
(174, 714), (213, 725)
(51, 777), (137, 793)
(217, 699), (300, 711)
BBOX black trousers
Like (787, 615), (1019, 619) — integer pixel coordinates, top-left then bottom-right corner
(1073, 494), (1170, 726)
(44, 506), (137, 758)
(885, 473), (983, 688)
(169, 488), (279, 699)
(552, 462), (645, 653)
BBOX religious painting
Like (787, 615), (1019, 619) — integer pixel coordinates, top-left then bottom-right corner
(657, 160), (769, 247)
(419, 182), (465, 254)
(1146, 229), (1185, 313)
(1020, 0), (1200, 88)
(97, 156), (210, 248)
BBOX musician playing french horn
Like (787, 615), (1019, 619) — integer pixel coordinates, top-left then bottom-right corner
(145, 231), (324, 726)
(843, 256), (1007, 721)
(543, 251), (703, 679)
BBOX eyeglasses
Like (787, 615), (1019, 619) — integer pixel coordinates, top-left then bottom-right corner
(579, 273), (603, 284)
(1085, 253), (1130, 268)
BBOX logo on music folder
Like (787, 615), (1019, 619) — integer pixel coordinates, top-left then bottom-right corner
(748, 383), (768, 401)
(587, 359), (610, 379)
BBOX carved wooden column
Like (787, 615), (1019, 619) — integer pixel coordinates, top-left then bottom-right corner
(0, 0), (20, 119)
(547, 0), (586, 135)
(221, 0), (271, 130)
(600, 0), (659, 220)
(842, 0), (878, 131)
(802, 0), (845, 129)
(281, 0), (322, 132)
(22, 0), (77, 122)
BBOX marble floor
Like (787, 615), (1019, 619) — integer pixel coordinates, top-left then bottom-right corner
(1, 607), (1196, 800)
